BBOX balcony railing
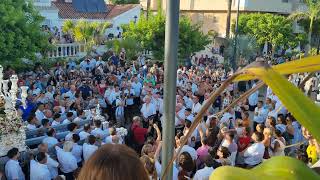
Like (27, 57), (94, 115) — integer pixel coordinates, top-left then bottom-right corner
(48, 43), (86, 58)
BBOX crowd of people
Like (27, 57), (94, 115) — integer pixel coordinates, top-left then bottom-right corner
(0, 47), (320, 180)
(42, 25), (74, 44)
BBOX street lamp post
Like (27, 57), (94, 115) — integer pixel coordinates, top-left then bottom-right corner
(232, 0), (241, 70)
(161, 0), (180, 179)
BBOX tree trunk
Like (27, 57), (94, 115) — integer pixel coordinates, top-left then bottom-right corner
(147, 0), (151, 20)
(271, 44), (276, 58)
(305, 17), (314, 56)
(226, 0), (232, 38)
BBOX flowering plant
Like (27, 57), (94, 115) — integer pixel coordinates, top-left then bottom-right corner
(0, 110), (26, 156)
(116, 127), (128, 137)
(0, 111), (24, 136)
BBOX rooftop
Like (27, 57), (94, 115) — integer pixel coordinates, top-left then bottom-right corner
(53, 1), (138, 20)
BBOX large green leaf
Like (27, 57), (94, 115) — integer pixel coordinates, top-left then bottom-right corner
(210, 156), (319, 180)
(234, 55), (320, 82)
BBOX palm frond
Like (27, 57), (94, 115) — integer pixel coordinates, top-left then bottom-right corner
(288, 11), (309, 21)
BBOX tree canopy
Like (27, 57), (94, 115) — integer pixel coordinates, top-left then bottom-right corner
(0, 0), (50, 63)
(122, 13), (210, 61)
(233, 13), (306, 52)
(62, 20), (111, 53)
(289, 0), (320, 55)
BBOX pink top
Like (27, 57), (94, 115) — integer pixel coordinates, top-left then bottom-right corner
(197, 145), (210, 160)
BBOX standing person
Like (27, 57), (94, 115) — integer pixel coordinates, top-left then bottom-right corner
(140, 96), (156, 126)
(192, 95), (202, 115)
(38, 143), (59, 179)
(83, 135), (99, 161)
(131, 116), (153, 153)
(240, 132), (265, 167)
(42, 128), (59, 148)
(248, 83), (259, 111)
(124, 83), (135, 124)
(178, 152), (195, 179)
(79, 124), (91, 141)
(91, 120), (109, 139)
(253, 101), (267, 130)
(238, 127), (252, 152)
(71, 134), (83, 167)
(115, 93), (125, 126)
(193, 155), (215, 180)
(5, 148), (25, 180)
(55, 141), (78, 180)
(270, 130), (286, 157)
(30, 152), (51, 180)
(132, 76), (142, 106)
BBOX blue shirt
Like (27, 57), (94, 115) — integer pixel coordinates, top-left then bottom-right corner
(20, 101), (35, 121)
(111, 55), (119, 66)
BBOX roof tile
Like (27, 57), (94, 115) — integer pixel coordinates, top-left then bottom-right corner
(52, 2), (138, 20)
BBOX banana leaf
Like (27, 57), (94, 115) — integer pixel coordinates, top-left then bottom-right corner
(210, 156), (319, 180)
(234, 55), (320, 82)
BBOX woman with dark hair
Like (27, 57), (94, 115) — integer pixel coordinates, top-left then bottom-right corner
(178, 152), (195, 180)
(270, 129), (286, 157)
(215, 146), (231, 166)
(78, 144), (148, 180)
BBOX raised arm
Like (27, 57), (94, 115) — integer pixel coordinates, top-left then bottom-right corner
(153, 124), (161, 142)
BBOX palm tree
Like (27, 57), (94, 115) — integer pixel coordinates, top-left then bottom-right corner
(62, 20), (110, 54)
(289, 0), (320, 56)
(226, 0), (233, 38)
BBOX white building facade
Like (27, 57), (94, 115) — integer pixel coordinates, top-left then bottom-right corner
(33, 0), (141, 35)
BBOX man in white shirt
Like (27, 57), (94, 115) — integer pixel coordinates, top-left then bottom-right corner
(51, 113), (62, 126)
(26, 114), (38, 130)
(91, 120), (109, 138)
(30, 152), (51, 180)
(42, 128), (59, 148)
(192, 95), (202, 115)
(63, 111), (74, 124)
(35, 103), (46, 121)
(253, 101), (268, 128)
(152, 92), (163, 115)
(5, 148), (25, 180)
(248, 83), (259, 111)
(38, 143), (59, 179)
(193, 155), (215, 180)
(83, 135), (99, 161)
(79, 124), (91, 140)
(242, 132), (265, 166)
(131, 77), (142, 98)
(71, 134), (83, 166)
(140, 95), (156, 120)
(56, 141), (78, 179)
(184, 108), (194, 123)
(183, 91), (194, 109)
(175, 136), (197, 160)
(175, 103), (186, 126)
(65, 123), (78, 141)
